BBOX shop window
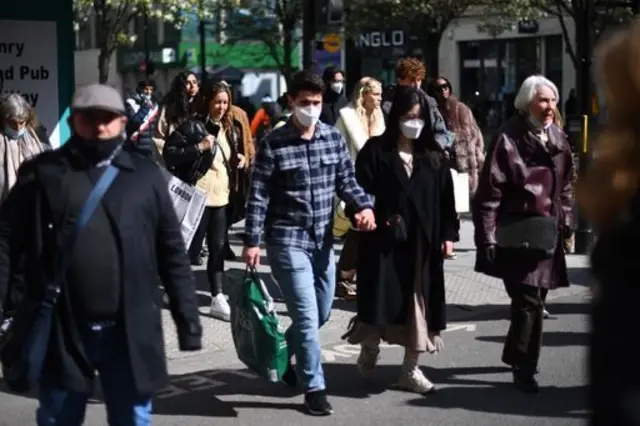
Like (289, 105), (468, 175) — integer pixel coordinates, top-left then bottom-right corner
(459, 37), (544, 133)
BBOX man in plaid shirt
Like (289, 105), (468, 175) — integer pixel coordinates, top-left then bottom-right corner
(243, 70), (375, 416)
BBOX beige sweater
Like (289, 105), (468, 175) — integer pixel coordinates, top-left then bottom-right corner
(195, 126), (231, 207)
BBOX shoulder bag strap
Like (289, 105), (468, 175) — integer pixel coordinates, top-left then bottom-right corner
(43, 162), (121, 306)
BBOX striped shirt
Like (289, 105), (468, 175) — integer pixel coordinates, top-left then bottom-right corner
(245, 119), (372, 250)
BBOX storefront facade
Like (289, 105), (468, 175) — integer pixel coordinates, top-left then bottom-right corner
(344, 27), (433, 93)
(439, 16), (576, 133)
(1, 0), (75, 147)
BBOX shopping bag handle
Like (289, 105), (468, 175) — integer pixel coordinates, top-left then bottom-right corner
(244, 266), (275, 308)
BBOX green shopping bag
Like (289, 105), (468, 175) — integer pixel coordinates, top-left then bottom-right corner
(230, 268), (289, 382)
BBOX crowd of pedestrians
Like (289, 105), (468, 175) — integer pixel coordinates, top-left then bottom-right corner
(1, 20), (638, 422)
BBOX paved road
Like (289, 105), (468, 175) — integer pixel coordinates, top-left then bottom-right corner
(0, 291), (590, 425)
(162, 220), (591, 363)
(0, 219), (592, 424)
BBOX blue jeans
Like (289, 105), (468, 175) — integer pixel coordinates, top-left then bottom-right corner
(266, 244), (336, 392)
(37, 322), (152, 426)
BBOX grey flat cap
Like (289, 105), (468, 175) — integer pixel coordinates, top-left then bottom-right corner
(71, 84), (125, 115)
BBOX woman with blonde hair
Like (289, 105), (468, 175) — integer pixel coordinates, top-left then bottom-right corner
(334, 77), (386, 299)
(582, 20), (640, 426)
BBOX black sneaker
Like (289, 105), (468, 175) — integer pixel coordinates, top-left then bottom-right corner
(281, 363), (297, 389)
(304, 390), (333, 416)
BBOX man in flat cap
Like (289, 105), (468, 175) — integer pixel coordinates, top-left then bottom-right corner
(0, 84), (202, 425)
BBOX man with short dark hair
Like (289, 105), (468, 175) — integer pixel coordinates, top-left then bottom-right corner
(319, 66), (348, 125)
(125, 79), (161, 163)
(0, 84), (202, 425)
(243, 70), (375, 416)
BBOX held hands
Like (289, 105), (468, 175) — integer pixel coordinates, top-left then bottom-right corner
(243, 246), (261, 268)
(441, 241), (454, 257)
(354, 208), (376, 231)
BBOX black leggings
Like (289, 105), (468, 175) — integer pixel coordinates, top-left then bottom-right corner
(189, 206), (227, 295)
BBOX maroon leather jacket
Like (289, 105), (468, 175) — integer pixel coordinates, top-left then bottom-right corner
(472, 114), (574, 289)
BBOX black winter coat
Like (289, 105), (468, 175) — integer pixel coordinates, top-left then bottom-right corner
(352, 135), (457, 329)
(590, 193), (640, 426)
(0, 142), (202, 395)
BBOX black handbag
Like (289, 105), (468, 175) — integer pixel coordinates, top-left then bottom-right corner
(495, 215), (558, 257)
(495, 136), (562, 258)
(0, 161), (120, 393)
(166, 120), (217, 185)
(382, 214), (408, 244)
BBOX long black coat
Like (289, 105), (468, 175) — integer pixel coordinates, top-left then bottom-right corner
(0, 143), (202, 395)
(353, 135), (457, 330)
(590, 193), (640, 426)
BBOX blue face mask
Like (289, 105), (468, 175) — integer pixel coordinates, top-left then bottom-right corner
(4, 127), (26, 140)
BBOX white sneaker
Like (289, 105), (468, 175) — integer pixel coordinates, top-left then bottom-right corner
(210, 293), (231, 322)
(542, 306), (550, 319)
(357, 344), (380, 379)
(393, 367), (436, 394)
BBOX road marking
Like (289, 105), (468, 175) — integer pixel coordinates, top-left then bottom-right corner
(321, 348), (353, 362)
(159, 322), (476, 398)
(444, 323), (476, 332)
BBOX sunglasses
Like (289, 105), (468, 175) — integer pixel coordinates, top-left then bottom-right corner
(437, 84), (450, 91)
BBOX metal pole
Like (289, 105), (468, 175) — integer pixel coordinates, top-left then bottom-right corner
(143, 8), (150, 77)
(573, 0), (594, 254)
(302, 0), (317, 70)
(199, 0), (207, 84)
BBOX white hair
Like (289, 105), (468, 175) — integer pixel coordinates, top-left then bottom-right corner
(513, 75), (560, 113)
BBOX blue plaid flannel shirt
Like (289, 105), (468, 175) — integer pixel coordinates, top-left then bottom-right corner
(245, 120), (373, 250)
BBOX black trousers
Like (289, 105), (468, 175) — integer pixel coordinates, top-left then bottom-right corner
(189, 206), (227, 295)
(502, 282), (548, 373)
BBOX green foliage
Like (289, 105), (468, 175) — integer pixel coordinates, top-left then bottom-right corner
(74, 0), (219, 82)
(73, 0), (218, 52)
(343, 0), (473, 39)
(478, 0), (634, 47)
(219, 0), (301, 43)
(217, 0), (302, 81)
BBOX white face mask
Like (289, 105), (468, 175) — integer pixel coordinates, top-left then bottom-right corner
(399, 118), (425, 140)
(294, 105), (322, 128)
(330, 82), (344, 94)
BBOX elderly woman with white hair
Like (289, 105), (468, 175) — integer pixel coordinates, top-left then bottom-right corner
(0, 94), (50, 204)
(472, 75), (575, 393)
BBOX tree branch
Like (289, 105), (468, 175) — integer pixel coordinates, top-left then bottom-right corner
(555, 4), (577, 67)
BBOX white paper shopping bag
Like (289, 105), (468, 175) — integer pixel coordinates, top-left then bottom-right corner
(167, 175), (207, 248)
(450, 169), (470, 213)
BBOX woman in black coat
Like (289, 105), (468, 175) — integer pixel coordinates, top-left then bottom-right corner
(579, 22), (640, 426)
(343, 87), (457, 394)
